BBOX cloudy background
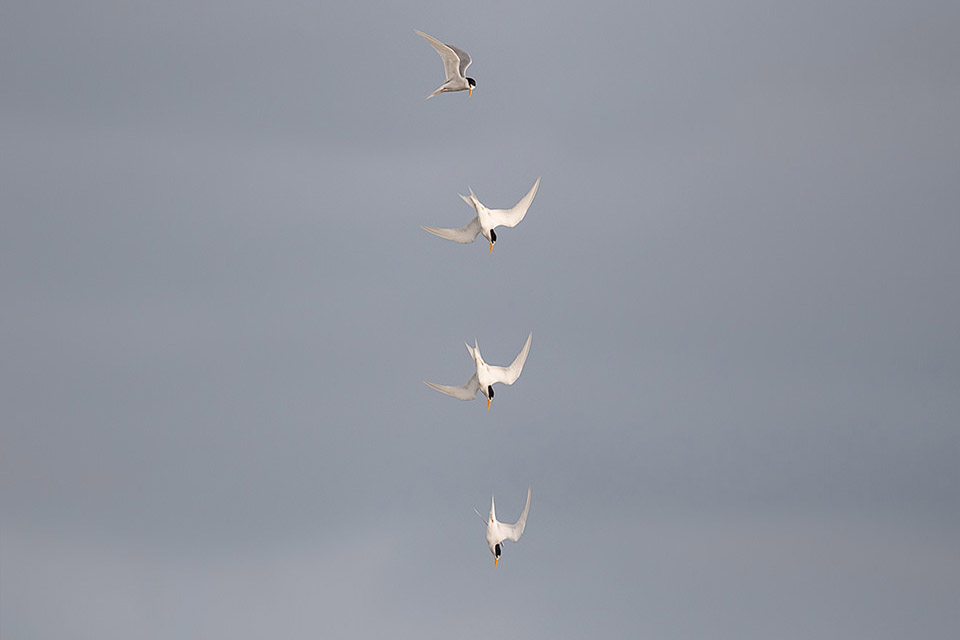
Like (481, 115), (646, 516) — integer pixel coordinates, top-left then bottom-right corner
(2, 1), (958, 637)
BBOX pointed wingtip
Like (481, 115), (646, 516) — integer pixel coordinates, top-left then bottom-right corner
(526, 177), (541, 201)
(521, 332), (533, 352)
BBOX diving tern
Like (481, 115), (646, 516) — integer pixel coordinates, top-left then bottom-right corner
(425, 333), (532, 409)
(415, 30), (476, 99)
(475, 488), (531, 567)
(421, 177), (541, 253)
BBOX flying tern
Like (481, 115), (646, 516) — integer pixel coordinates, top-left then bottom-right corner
(475, 488), (531, 567)
(425, 333), (532, 409)
(415, 30), (476, 99)
(422, 177), (541, 253)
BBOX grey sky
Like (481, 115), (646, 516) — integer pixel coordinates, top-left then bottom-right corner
(2, 1), (959, 638)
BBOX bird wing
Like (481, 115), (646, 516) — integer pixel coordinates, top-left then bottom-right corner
(487, 332), (532, 386)
(448, 44), (472, 76)
(424, 373), (479, 400)
(500, 488), (531, 542)
(415, 30), (464, 81)
(486, 177), (541, 229)
(421, 216), (481, 244)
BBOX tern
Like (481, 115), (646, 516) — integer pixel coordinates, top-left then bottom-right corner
(415, 30), (476, 99)
(425, 333), (532, 409)
(421, 177), (541, 253)
(475, 488), (531, 567)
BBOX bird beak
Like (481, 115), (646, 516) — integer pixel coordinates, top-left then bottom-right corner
(494, 556), (498, 568)
(469, 86), (473, 98)
(487, 396), (491, 409)
(489, 240), (493, 254)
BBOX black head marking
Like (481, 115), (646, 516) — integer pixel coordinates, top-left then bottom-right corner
(487, 385), (494, 399)
(467, 77), (476, 88)
(489, 228), (497, 243)
(494, 543), (501, 558)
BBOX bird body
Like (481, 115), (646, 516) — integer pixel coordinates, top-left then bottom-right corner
(475, 488), (531, 567)
(425, 333), (532, 408)
(415, 30), (476, 98)
(422, 177), (541, 253)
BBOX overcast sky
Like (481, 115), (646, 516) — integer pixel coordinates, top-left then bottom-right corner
(2, 1), (959, 638)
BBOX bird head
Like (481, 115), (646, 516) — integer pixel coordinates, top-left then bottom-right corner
(467, 77), (476, 97)
(488, 227), (497, 254)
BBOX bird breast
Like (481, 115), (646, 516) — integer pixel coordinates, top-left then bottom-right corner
(486, 522), (501, 548)
(475, 364), (494, 390)
(477, 207), (494, 231)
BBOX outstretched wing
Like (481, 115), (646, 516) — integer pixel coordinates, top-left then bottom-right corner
(421, 216), (481, 244)
(500, 488), (531, 542)
(487, 332), (532, 386)
(448, 44), (472, 77)
(424, 373), (479, 400)
(415, 30), (464, 82)
(486, 177), (541, 230)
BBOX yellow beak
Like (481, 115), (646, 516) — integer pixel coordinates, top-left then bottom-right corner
(494, 556), (498, 568)
(469, 86), (473, 98)
(487, 396), (491, 409)
(489, 240), (493, 254)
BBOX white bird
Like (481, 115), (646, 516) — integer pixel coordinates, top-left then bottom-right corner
(475, 488), (531, 567)
(425, 333), (532, 409)
(422, 177), (541, 253)
(415, 30), (476, 99)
